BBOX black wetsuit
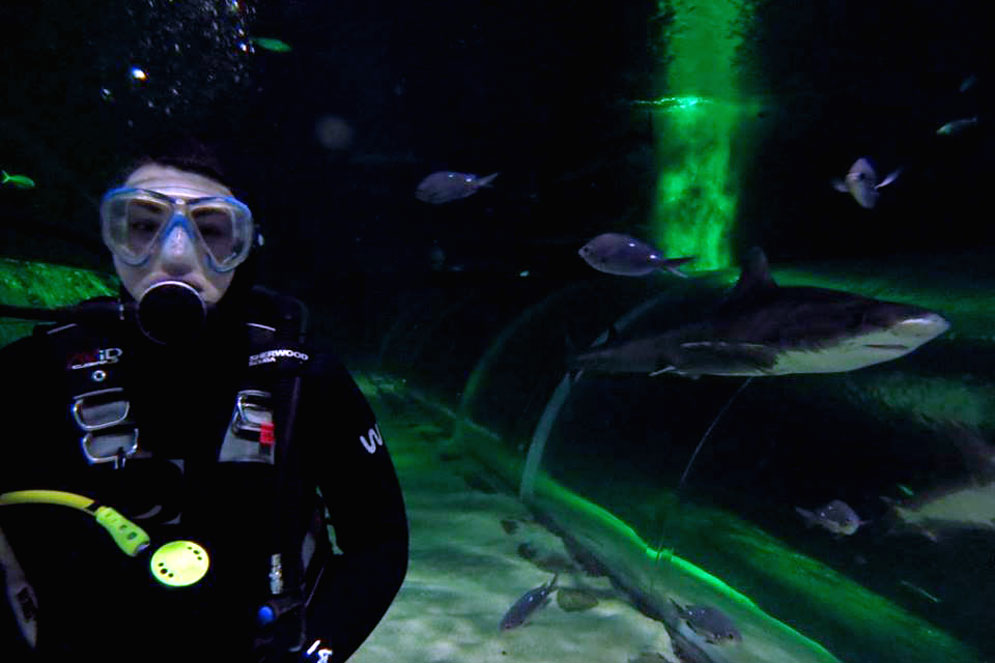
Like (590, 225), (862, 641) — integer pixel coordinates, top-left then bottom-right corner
(0, 288), (408, 662)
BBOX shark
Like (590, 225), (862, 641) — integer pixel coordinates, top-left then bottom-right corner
(882, 481), (995, 542)
(569, 248), (950, 378)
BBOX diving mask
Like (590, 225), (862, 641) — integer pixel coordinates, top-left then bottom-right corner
(100, 187), (255, 273)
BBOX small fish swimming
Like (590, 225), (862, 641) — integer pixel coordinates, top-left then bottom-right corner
(415, 171), (498, 204)
(795, 499), (868, 536)
(251, 37), (292, 53)
(669, 599), (741, 645)
(2, 170), (35, 190)
(959, 74), (977, 93)
(578, 233), (695, 277)
(832, 157), (901, 209)
(499, 573), (557, 630)
(936, 117), (979, 136)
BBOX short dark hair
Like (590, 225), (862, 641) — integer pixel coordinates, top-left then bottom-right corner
(115, 134), (231, 189)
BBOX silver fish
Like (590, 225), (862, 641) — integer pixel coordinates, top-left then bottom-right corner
(832, 157), (901, 209)
(795, 499), (868, 536)
(499, 574), (557, 630)
(936, 117), (978, 136)
(669, 599), (741, 644)
(578, 233), (695, 277)
(415, 171), (499, 204)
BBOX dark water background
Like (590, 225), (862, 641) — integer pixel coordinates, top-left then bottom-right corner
(2, 1), (994, 660)
(2, 1), (993, 314)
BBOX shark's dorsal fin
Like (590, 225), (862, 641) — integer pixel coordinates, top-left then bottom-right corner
(726, 247), (777, 302)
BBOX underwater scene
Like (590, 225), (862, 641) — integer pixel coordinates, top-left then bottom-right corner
(2, 1), (994, 662)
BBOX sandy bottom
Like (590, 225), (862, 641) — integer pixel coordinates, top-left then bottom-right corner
(348, 387), (678, 663)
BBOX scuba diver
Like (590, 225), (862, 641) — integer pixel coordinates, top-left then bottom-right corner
(0, 149), (408, 662)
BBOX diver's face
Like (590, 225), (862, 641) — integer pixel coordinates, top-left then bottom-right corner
(113, 164), (236, 304)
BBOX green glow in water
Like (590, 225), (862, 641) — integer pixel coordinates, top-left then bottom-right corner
(633, 95), (712, 110)
(650, 0), (753, 270)
(531, 473), (981, 663)
(0, 258), (116, 347)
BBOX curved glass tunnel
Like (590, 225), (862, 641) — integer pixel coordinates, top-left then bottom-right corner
(374, 257), (994, 663)
(3, 2), (995, 661)
(4, 254), (992, 662)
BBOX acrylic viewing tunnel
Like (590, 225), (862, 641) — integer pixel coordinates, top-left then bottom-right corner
(375, 256), (992, 663)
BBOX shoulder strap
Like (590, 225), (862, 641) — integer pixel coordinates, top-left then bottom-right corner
(244, 287), (313, 656)
(41, 307), (140, 469)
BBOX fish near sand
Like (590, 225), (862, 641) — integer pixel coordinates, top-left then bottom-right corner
(499, 574), (557, 630)
(669, 599), (741, 645)
(415, 171), (499, 204)
(795, 499), (868, 536)
(568, 248), (950, 378)
(578, 233), (695, 277)
(832, 157), (901, 209)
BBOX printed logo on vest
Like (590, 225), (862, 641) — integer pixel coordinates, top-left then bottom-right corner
(360, 424), (384, 454)
(68, 347), (123, 370)
(248, 348), (310, 367)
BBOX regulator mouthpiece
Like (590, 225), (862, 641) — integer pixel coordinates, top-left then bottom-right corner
(137, 281), (207, 345)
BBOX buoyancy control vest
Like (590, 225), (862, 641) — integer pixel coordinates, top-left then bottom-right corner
(9, 285), (325, 658)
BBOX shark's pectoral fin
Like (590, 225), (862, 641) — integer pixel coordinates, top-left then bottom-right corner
(676, 341), (778, 375)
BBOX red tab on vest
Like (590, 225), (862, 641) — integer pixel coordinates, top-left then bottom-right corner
(260, 421), (276, 446)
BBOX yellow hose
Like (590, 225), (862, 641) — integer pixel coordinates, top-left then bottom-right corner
(0, 490), (150, 556)
(0, 490), (94, 511)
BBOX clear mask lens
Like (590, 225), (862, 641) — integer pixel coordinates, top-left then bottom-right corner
(101, 188), (254, 272)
